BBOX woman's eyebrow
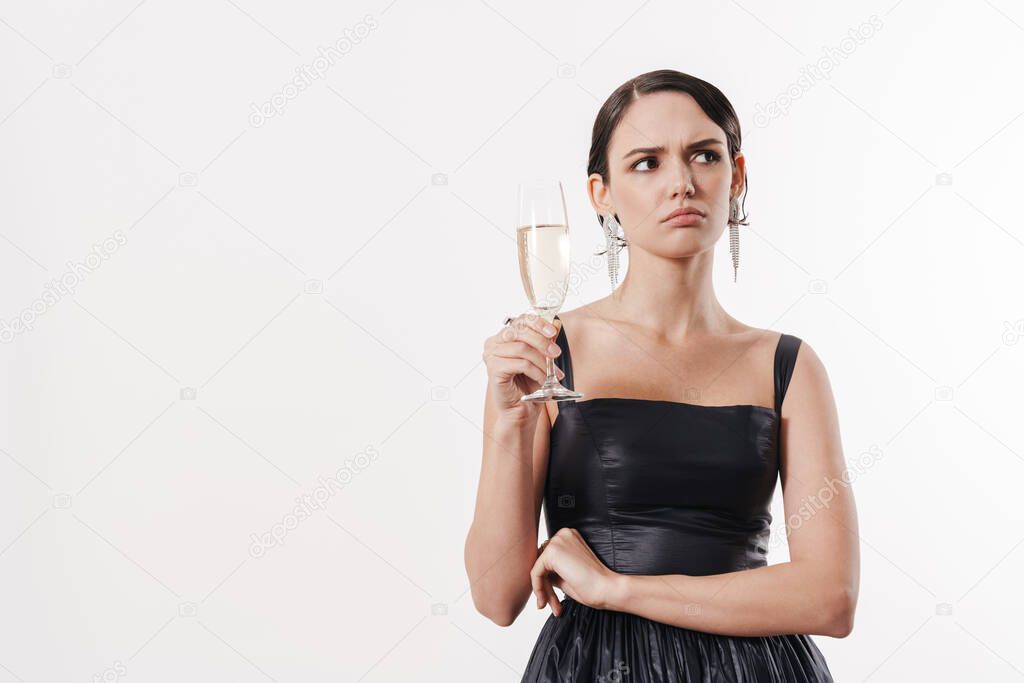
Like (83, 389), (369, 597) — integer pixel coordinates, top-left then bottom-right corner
(621, 138), (725, 159)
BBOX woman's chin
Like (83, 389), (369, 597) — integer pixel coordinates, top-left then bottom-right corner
(646, 242), (712, 259)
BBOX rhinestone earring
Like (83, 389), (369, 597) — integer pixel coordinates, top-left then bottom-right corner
(728, 198), (740, 283)
(599, 213), (627, 289)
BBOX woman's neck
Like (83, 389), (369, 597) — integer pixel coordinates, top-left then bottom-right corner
(598, 249), (732, 342)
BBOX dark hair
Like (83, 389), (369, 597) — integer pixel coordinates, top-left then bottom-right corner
(587, 69), (749, 229)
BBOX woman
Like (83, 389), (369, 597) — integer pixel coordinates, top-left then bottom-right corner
(464, 69), (859, 682)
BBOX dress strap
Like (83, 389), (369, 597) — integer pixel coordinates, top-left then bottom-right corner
(773, 333), (803, 414)
(552, 315), (574, 391)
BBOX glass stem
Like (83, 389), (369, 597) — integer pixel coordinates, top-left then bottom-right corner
(545, 354), (556, 386)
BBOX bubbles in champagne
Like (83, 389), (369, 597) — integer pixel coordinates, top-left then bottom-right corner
(517, 224), (570, 319)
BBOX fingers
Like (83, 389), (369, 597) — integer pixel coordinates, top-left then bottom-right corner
(491, 344), (550, 380)
(530, 551), (554, 615)
(535, 540), (551, 610)
(510, 312), (560, 340)
(545, 576), (561, 617)
(483, 313), (565, 394)
(489, 336), (565, 386)
(530, 556), (547, 609)
(534, 570), (560, 617)
(531, 540), (563, 618)
(491, 354), (548, 385)
(501, 314), (562, 361)
(497, 355), (562, 383)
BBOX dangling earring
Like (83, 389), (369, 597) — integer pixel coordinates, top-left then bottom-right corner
(728, 198), (740, 283)
(599, 213), (627, 289)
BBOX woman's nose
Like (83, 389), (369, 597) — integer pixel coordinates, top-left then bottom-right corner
(670, 163), (696, 197)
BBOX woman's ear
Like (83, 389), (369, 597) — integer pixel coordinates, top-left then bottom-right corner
(731, 153), (746, 199)
(587, 173), (614, 215)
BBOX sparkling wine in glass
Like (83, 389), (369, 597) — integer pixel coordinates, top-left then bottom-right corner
(515, 180), (583, 402)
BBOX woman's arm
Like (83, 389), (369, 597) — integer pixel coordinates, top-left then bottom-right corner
(464, 406), (551, 626)
(548, 340), (860, 637)
(464, 315), (565, 626)
(603, 558), (854, 638)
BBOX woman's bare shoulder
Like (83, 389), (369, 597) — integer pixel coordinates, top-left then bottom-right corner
(556, 302), (600, 322)
(755, 326), (815, 355)
(556, 301), (609, 331)
(730, 321), (783, 347)
(752, 328), (830, 382)
(553, 304), (589, 338)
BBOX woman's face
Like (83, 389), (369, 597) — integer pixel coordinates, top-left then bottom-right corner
(588, 91), (745, 258)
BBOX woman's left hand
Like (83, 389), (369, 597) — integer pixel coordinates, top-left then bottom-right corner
(530, 528), (620, 617)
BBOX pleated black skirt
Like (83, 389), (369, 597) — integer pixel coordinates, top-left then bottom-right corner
(522, 596), (834, 683)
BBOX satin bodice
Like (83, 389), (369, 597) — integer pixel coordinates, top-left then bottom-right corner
(544, 317), (802, 577)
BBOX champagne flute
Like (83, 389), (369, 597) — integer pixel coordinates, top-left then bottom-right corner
(515, 180), (583, 402)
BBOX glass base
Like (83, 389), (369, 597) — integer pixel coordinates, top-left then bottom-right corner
(520, 379), (583, 403)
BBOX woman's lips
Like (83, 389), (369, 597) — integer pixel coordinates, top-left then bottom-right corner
(663, 213), (703, 227)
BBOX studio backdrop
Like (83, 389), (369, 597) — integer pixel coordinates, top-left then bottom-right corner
(2, 0), (1022, 681)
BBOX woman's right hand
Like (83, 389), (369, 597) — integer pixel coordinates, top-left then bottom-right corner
(483, 313), (564, 425)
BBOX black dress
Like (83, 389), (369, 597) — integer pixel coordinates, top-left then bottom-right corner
(522, 317), (834, 682)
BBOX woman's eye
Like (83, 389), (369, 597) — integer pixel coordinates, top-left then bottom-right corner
(633, 152), (719, 171)
(632, 157), (658, 171)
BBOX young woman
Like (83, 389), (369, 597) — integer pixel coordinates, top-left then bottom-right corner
(465, 69), (859, 682)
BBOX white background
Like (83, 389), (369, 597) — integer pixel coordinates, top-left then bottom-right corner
(2, 0), (1023, 681)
